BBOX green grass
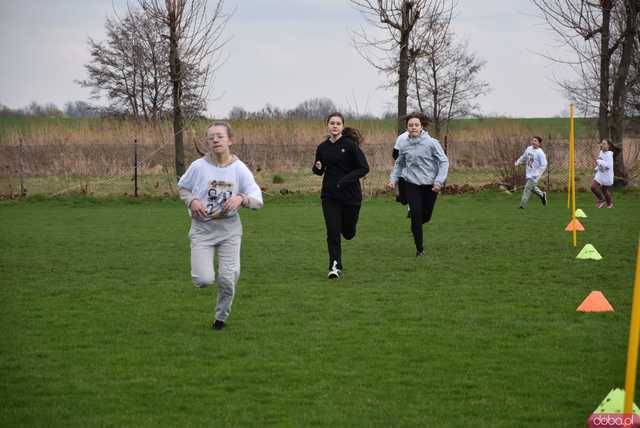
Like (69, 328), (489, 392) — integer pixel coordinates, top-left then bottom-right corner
(1, 167), (611, 199)
(1, 192), (639, 427)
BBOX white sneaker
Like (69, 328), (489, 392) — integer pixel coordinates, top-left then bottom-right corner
(327, 260), (341, 279)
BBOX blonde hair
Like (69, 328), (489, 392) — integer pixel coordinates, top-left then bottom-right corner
(208, 122), (234, 139)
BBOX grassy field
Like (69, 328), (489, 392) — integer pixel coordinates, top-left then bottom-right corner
(1, 191), (640, 427)
(0, 168), (600, 199)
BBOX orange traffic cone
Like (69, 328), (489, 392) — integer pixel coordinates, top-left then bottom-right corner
(576, 291), (614, 312)
(565, 219), (585, 232)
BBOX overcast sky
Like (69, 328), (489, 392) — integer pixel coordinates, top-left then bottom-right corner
(0, 0), (572, 118)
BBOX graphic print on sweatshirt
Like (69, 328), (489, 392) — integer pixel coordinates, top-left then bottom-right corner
(597, 154), (610, 172)
(206, 179), (234, 219)
(526, 153), (535, 168)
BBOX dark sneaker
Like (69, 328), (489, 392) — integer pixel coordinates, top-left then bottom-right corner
(416, 250), (425, 257)
(212, 320), (225, 330)
(541, 192), (548, 206)
(327, 260), (341, 279)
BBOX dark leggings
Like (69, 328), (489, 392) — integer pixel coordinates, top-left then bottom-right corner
(404, 182), (438, 253)
(591, 180), (612, 205)
(322, 199), (361, 270)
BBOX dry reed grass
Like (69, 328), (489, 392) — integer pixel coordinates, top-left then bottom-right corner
(1, 118), (639, 198)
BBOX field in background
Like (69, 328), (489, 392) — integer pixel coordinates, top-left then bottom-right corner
(0, 115), (614, 145)
(1, 116), (639, 198)
(2, 192), (640, 426)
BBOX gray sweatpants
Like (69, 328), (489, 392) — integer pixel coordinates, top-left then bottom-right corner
(189, 216), (242, 322)
(519, 178), (544, 208)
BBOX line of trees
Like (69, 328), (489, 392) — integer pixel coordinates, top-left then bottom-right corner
(532, 0), (639, 185)
(350, 0), (490, 137)
(228, 97), (381, 120)
(0, 101), (99, 118)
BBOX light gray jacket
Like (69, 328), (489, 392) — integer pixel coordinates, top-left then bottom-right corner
(390, 130), (449, 186)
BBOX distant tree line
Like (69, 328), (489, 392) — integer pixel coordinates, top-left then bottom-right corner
(0, 101), (99, 118)
(228, 97), (388, 120)
(0, 97), (388, 121)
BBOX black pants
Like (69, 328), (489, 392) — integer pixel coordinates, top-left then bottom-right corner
(322, 199), (361, 270)
(404, 182), (438, 253)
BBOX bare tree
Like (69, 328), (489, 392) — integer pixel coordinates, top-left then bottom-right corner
(351, 0), (451, 134)
(79, 8), (212, 121)
(138, 0), (230, 178)
(532, 0), (639, 185)
(409, 21), (490, 138)
(81, 12), (168, 119)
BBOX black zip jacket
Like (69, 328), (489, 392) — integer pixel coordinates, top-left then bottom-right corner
(312, 136), (370, 205)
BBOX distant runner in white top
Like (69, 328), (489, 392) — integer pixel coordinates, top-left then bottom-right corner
(515, 136), (548, 209)
(590, 139), (615, 208)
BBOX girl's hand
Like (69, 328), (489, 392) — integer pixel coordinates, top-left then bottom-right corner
(190, 199), (208, 219)
(386, 182), (395, 192)
(314, 161), (322, 170)
(432, 184), (442, 193)
(223, 195), (243, 212)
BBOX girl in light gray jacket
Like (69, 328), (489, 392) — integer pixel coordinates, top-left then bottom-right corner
(388, 113), (449, 257)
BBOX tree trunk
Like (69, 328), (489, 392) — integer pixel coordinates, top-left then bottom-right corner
(396, 1), (412, 135)
(430, 57), (439, 138)
(609, 0), (638, 186)
(169, 5), (185, 180)
(413, 60), (424, 113)
(598, 0), (611, 141)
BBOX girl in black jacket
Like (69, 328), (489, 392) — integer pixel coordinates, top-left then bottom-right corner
(312, 112), (369, 279)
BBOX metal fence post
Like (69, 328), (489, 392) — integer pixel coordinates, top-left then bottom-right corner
(18, 138), (27, 197)
(134, 139), (138, 197)
(547, 134), (552, 190)
(443, 135), (448, 194)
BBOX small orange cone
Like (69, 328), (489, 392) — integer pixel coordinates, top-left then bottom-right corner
(576, 291), (614, 312)
(565, 219), (585, 232)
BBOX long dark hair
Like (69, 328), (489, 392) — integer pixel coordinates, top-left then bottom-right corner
(602, 138), (621, 155)
(343, 126), (363, 146)
(404, 112), (431, 128)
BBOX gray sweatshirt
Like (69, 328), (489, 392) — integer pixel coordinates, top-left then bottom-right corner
(178, 155), (263, 220)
